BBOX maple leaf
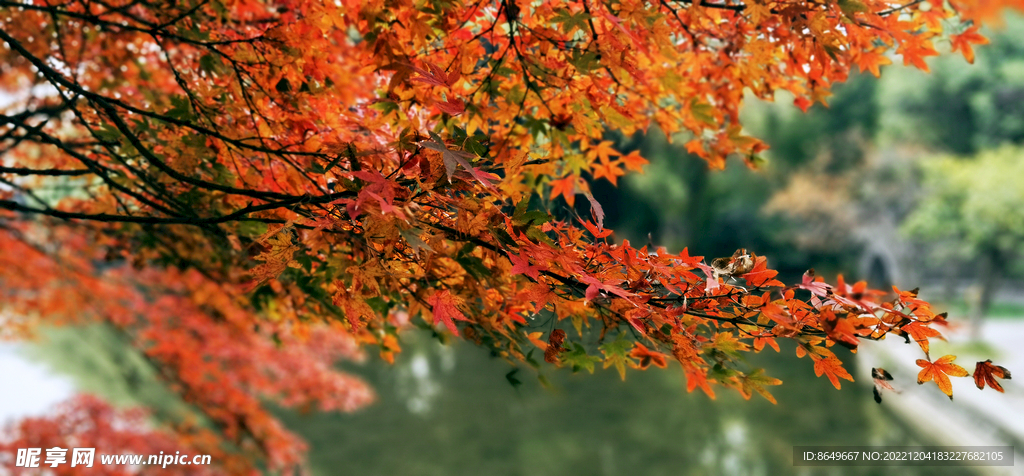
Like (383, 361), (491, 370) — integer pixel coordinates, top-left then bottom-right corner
(436, 96), (465, 116)
(579, 274), (633, 301)
(420, 132), (495, 189)
(600, 334), (635, 380)
(899, 320), (944, 356)
(583, 140), (621, 163)
(950, 26), (989, 64)
(561, 342), (602, 373)
(752, 333), (780, 353)
(591, 159), (625, 185)
(620, 150), (649, 173)
(525, 331), (549, 351)
(797, 269), (831, 298)
(740, 255), (783, 287)
(549, 175), (578, 207)
(855, 50), (892, 78)
(739, 368), (782, 404)
(551, 9), (591, 34)
(629, 343), (668, 370)
(426, 290), (471, 336)
(820, 309), (860, 350)
(813, 355), (854, 390)
(544, 329), (567, 364)
(685, 366), (716, 399)
(871, 367), (898, 404)
(583, 191), (606, 232)
(917, 355), (969, 400)
(408, 60), (460, 88)
(898, 37), (939, 72)
(507, 251), (543, 279)
(974, 360), (1011, 392)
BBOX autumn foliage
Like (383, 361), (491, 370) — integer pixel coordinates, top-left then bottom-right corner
(0, 0), (1017, 471)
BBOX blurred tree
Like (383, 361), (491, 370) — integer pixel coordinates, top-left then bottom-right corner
(878, 14), (1024, 154)
(902, 147), (1024, 334)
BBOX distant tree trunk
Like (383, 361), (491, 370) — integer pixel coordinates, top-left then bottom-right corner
(970, 246), (1002, 339)
(683, 159), (711, 253)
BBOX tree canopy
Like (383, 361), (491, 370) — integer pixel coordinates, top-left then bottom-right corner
(0, 0), (1017, 471)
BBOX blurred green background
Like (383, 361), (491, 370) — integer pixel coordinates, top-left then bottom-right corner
(14, 13), (1024, 476)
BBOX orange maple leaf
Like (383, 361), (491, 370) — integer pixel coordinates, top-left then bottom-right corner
(583, 140), (621, 163)
(974, 360), (1011, 392)
(619, 150), (649, 173)
(629, 343), (668, 369)
(855, 50), (892, 78)
(898, 37), (939, 72)
(685, 366), (716, 399)
(820, 309), (860, 350)
(591, 159), (625, 186)
(549, 175), (578, 206)
(950, 26), (989, 64)
(917, 354), (969, 400)
(813, 355), (854, 389)
(900, 320), (943, 356)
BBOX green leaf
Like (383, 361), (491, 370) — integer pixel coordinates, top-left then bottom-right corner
(487, 225), (518, 248)
(399, 227), (430, 252)
(710, 363), (739, 381)
(689, 98), (716, 126)
(551, 9), (590, 34)
(370, 101), (399, 115)
(569, 50), (601, 72)
(455, 243), (490, 280)
(506, 368), (522, 388)
(740, 368), (783, 404)
(599, 334), (634, 381)
(600, 105), (632, 130)
(463, 135), (489, 156)
(562, 342), (601, 374)
(837, 0), (869, 17)
(166, 95), (194, 121)
(238, 221), (269, 238)
(199, 54), (222, 74)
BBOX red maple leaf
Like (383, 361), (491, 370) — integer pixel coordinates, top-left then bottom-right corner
(740, 255), (783, 288)
(436, 97), (465, 115)
(408, 60), (460, 88)
(427, 290), (471, 336)
(974, 360), (1011, 392)
(508, 251), (542, 279)
(797, 269), (831, 298)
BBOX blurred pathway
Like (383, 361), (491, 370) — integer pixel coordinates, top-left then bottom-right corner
(0, 343), (74, 426)
(858, 320), (1024, 475)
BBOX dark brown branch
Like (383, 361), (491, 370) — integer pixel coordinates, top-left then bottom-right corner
(0, 166), (94, 176)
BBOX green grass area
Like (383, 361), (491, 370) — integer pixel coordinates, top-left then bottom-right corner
(926, 298), (1024, 321)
